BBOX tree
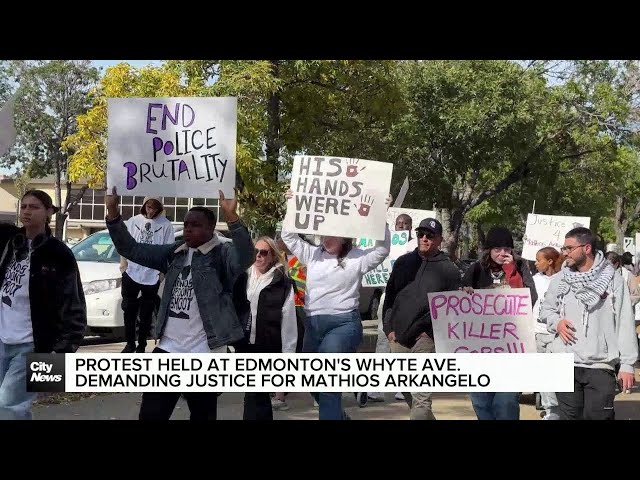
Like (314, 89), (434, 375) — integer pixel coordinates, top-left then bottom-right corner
(391, 60), (635, 257)
(67, 60), (404, 235)
(6, 60), (99, 238)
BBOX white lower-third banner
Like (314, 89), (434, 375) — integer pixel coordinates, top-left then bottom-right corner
(26, 352), (575, 393)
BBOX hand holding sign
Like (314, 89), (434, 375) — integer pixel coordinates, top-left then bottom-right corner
(220, 190), (239, 223)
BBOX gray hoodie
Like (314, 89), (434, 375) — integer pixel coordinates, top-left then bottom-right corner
(540, 258), (638, 374)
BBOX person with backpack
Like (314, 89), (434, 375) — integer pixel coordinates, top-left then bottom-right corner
(235, 236), (297, 419)
(105, 187), (254, 421)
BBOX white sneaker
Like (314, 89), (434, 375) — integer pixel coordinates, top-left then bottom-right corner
(542, 413), (560, 420)
(367, 394), (385, 403)
(395, 392), (405, 401)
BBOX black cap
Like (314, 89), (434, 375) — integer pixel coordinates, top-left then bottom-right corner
(416, 218), (443, 236)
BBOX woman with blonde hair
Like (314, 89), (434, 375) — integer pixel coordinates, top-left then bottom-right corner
(237, 235), (298, 420)
(533, 246), (564, 420)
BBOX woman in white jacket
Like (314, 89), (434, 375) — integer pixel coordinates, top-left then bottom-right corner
(238, 236), (298, 420)
(533, 246), (563, 420)
(281, 189), (391, 420)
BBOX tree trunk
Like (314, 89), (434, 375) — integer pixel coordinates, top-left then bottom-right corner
(53, 156), (64, 239)
(263, 60), (282, 238)
(440, 207), (464, 259)
(614, 194), (627, 252)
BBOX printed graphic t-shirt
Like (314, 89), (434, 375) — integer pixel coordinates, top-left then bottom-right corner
(125, 214), (174, 285)
(158, 248), (210, 353)
(0, 240), (33, 344)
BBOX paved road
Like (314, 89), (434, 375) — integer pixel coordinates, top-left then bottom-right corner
(32, 338), (640, 420)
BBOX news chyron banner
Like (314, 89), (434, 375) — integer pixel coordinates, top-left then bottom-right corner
(27, 352), (574, 394)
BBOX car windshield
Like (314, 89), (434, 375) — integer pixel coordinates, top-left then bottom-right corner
(71, 232), (120, 263)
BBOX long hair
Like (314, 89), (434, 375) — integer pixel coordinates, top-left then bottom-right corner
(538, 246), (563, 273)
(21, 189), (59, 236)
(256, 236), (288, 271)
(321, 237), (353, 268)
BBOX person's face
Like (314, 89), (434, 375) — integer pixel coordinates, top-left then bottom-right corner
(535, 252), (552, 273)
(490, 247), (512, 265)
(182, 211), (214, 248)
(144, 200), (161, 219)
(416, 229), (442, 254)
(322, 236), (346, 255)
(561, 237), (589, 269)
(395, 215), (412, 231)
(20, 195), (51, 229)
(254, 240), (273, 273)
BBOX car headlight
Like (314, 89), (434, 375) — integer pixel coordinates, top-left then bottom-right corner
(82, 278), (122, 295)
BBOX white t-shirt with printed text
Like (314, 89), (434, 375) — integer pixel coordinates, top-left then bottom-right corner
(158, 248), (210, 353)
(125, 214), (174, 285)
(0, 240), (33, 344)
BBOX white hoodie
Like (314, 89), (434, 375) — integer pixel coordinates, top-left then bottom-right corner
(281, 227), (390, 317)
(541, 258), (638, 374)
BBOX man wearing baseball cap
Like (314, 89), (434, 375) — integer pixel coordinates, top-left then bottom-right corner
(382, 217), (461, 420)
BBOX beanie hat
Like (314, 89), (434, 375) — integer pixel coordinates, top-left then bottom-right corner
(484, 226), (514, 249)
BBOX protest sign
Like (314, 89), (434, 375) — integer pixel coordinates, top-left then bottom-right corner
(521, 213), (590, 261)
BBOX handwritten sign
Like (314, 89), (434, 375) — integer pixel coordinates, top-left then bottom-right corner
(283, 155), (393, 240)
(521, 213), (590, 261)
(427, 289), (536, 353)
(107, 97), (237, 198)
(359, 230), (413, 287)
(624, 237), (635, 255)
(386, 207), (436, 229)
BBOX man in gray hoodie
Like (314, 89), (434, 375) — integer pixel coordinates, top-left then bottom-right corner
(541, 227), (638, 420)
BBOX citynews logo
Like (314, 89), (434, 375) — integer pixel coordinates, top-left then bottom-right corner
(26, 353), (66, 392)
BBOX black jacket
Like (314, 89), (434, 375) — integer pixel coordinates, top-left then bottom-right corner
(0, 224), (87, 353)
(383, 249), (461, 348)
(461, 258), (538, 307)
(233, 266), (295, 353)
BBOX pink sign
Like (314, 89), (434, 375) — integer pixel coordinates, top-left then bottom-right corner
(427, 289), (536, 353)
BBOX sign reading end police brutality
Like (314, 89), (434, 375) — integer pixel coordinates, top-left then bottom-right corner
(283, 156), (393, 240)
(107, 97), (237, 198)
(428, 288), (537, 354)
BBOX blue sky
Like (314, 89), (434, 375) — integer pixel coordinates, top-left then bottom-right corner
(0, 60), (163, 175)
(92, 60), (162, 72)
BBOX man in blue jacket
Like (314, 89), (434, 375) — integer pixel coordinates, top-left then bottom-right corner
(105, 188), (254, 420)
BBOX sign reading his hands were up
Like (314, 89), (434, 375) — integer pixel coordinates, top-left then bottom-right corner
(283, 155), (393, 240)
(107, 97), (237, 198)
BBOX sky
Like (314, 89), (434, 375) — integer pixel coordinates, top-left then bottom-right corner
(0, 60), (163, 175)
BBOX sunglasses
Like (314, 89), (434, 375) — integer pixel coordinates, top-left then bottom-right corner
(255, 248), (271, 257)
(416, 231), (436, 240)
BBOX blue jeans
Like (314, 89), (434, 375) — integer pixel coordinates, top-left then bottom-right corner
(303, 310), (363, 420)
(0, 340), (36, 420)
(470, 393), (520, 420)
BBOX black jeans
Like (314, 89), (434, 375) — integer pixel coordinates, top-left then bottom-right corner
(555, 367), (617, 420)
(138, 347), (219, 420)
(121, 272), (160, 347)
(233, 339), (276, 420)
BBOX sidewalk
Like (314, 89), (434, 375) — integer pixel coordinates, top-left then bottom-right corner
(34, 335), (639, 420)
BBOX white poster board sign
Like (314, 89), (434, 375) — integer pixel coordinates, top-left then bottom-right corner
(386, 207), (436, 229)
(428, 288), (536, 353)
(283, 155), (393, 240)
(107, 97), (237, 198)
(521, 213), (590, 261)
(623, 237), (635, 255)
(359, 230), (413, 287)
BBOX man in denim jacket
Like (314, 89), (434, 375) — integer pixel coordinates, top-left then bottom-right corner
(105, 188), (254, 420)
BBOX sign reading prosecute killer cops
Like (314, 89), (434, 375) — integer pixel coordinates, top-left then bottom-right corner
(283, 155), (393, 240)
(107, 97), (237, 198)
(427, 288), (536, 354)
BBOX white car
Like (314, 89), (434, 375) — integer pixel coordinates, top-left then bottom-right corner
(73, 228), (231, 338)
